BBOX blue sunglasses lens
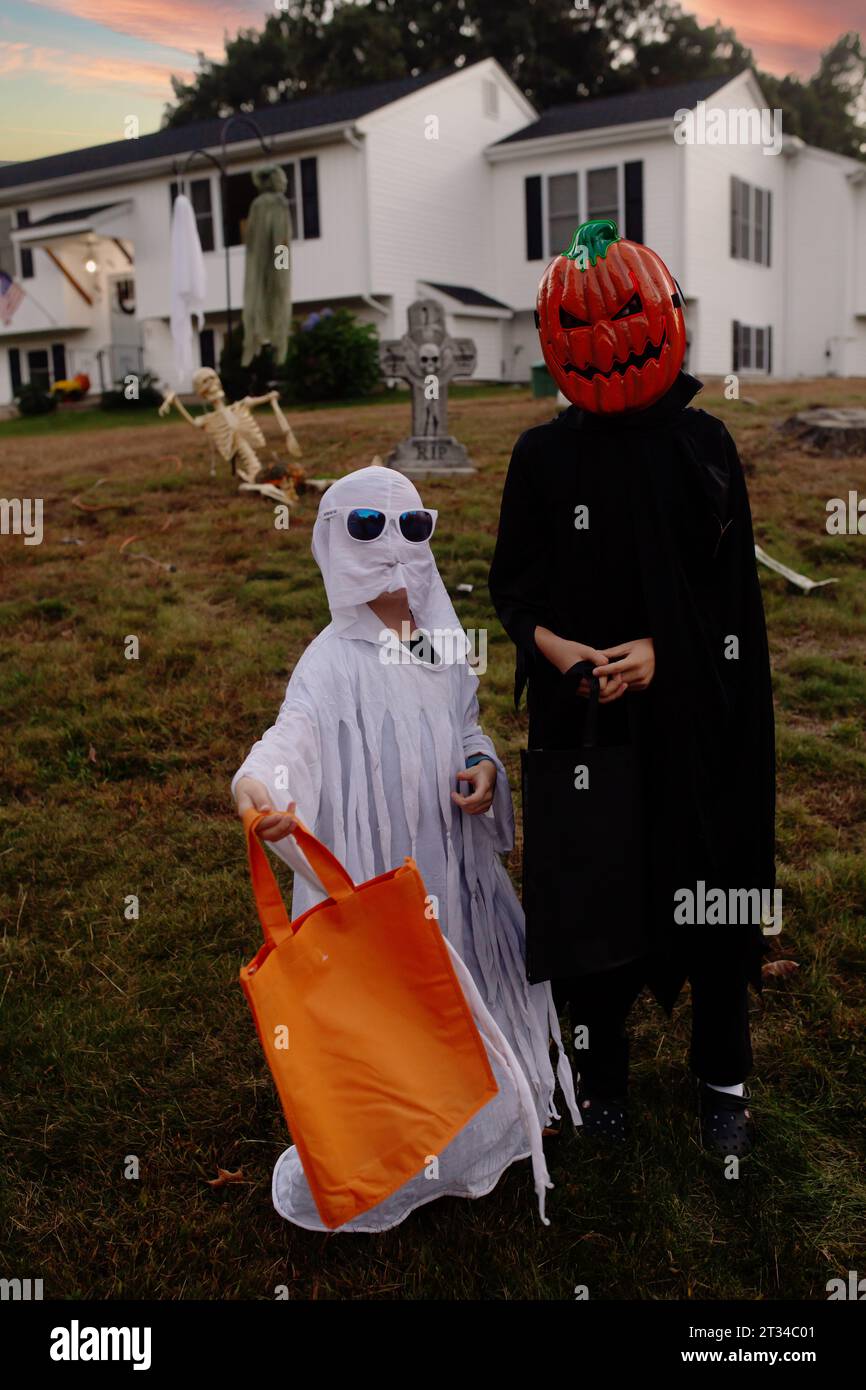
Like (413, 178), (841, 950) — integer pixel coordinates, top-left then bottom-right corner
(346, 508), (387, 540)
(399, 510), (434, 542)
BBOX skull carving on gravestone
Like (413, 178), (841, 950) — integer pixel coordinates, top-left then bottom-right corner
(419, 343), (440, 375)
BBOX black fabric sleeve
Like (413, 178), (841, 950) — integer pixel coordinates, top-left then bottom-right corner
(489, 428), (556, 650)
(488, 431), (556, 706)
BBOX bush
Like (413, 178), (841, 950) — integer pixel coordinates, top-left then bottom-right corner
(216, 309), (380, 404)
(100, 372), (164, 411)
(280, 308), (380, 402)
(15, 383), (57, 417)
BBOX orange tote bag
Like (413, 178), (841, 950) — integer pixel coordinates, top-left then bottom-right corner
(239, 809), (499, 1229)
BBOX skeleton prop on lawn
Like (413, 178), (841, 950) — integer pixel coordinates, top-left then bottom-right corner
(159, 367), (303, 502)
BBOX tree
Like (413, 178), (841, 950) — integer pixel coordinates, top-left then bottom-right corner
(759, 32), (866, 160)
(162, 0), (865, 162)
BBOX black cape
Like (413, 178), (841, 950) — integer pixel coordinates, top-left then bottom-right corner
(489, 373), (776, 1011)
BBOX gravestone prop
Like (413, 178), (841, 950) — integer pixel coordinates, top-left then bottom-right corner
(379, 299), (477, 475)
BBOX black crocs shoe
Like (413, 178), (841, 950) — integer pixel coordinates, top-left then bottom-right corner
(699, 1083), (754, 1160)
(577, 1087), (630, 1141)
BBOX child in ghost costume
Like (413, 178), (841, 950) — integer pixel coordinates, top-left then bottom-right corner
(233, 465), (578, 1231)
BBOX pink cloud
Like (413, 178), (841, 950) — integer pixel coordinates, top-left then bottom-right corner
(691, 1), (864, 76)
(0, 40), (191, 98)
(28, 1), (267, 58)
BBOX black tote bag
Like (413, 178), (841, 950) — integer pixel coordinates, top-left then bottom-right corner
(520, 660), (650, 984)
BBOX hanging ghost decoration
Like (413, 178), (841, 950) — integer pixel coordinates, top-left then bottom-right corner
(535, 218), (686, 414)
(242, 164), (292, 368)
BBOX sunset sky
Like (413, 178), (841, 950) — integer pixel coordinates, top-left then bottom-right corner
(1, 0), (862, 162)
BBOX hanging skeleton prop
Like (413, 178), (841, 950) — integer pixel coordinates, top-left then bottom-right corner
(159, 367), (303, 501)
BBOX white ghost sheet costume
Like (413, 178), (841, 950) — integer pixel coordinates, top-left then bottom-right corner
(232, 465), (579, 1231)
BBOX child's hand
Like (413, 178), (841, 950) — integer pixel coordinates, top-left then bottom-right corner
(451, 761), (497, 815)
(234, 776), (298, 842)
(534, 627), (611, 696)
(595, 637), (656, 693)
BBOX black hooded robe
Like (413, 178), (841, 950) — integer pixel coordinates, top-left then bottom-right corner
(489, 373), (776, 1013)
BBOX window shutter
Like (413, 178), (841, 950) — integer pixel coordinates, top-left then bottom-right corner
(624, 161), (644, 243)
(525, 175), (543, 260)
(300, 157), (320, 239)
(766, 324), (772, 375)
(16, 210), (34, 279)
(732, 320), (740, 372)
(9, 347), (21, 394)
(765, 189), (772, 267)
(51, 343), (67, 383)
(730, 177), (738, 258)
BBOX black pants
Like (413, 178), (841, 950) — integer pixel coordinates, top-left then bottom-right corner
(555, 955), (753, 1097)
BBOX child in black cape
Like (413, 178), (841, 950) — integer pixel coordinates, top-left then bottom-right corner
(489, 219), (775, 1157)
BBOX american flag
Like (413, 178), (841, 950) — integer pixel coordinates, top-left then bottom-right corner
(0, 270), (24, 325)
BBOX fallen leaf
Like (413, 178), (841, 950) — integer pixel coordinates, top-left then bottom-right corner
(762, 959), (800, 979)
(208, 1167), (244, 1188)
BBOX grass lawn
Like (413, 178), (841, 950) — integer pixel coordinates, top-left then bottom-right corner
(1, 380), (864, 1300)
(0, 381), (520, 438)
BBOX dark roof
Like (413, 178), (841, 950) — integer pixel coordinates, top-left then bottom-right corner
(424, 281), (511, 310)
(0, 69), (453, 194)
(494, 75), (733, 145)
(28, 202), (121, 227)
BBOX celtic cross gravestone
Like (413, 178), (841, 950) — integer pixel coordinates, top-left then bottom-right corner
(379, 299), (477, 476)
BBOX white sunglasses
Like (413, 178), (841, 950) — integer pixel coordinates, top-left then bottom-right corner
(321, 505), (438, 543)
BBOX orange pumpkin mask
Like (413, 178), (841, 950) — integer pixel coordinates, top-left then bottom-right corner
(536, 219), (686, 415)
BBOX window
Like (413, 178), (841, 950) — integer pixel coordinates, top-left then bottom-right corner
(482, 79), (499, 118)
(16, 211), (33, 279)
(543, 166), (625, 257)
(0, 213), (14, 277)
(223, 159), (318, 247)
(730, 177), (771, 266)
(169, 178), (215, 252)
(224, 170), (263, 248)
(586, 166), (619, 223)
(547, 174), (579, 256)
(732, 320), (773, 373)
(199, 327), (216, 370)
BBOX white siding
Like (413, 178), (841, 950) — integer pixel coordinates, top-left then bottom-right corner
(681, 75), (786, 376)
(360, 60), (532, 347)
(783, 147), (866, 377)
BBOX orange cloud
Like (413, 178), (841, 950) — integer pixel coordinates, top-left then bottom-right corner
(28, 1), (265, 57)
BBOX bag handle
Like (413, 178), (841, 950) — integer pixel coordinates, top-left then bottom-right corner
(243, 809), (355, 946)
(561, 659), (600, 748)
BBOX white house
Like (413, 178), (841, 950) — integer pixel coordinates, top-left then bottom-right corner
(0, 59), (863, 406)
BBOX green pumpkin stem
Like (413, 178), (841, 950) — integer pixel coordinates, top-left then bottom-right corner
(564, 218), (621, 265)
